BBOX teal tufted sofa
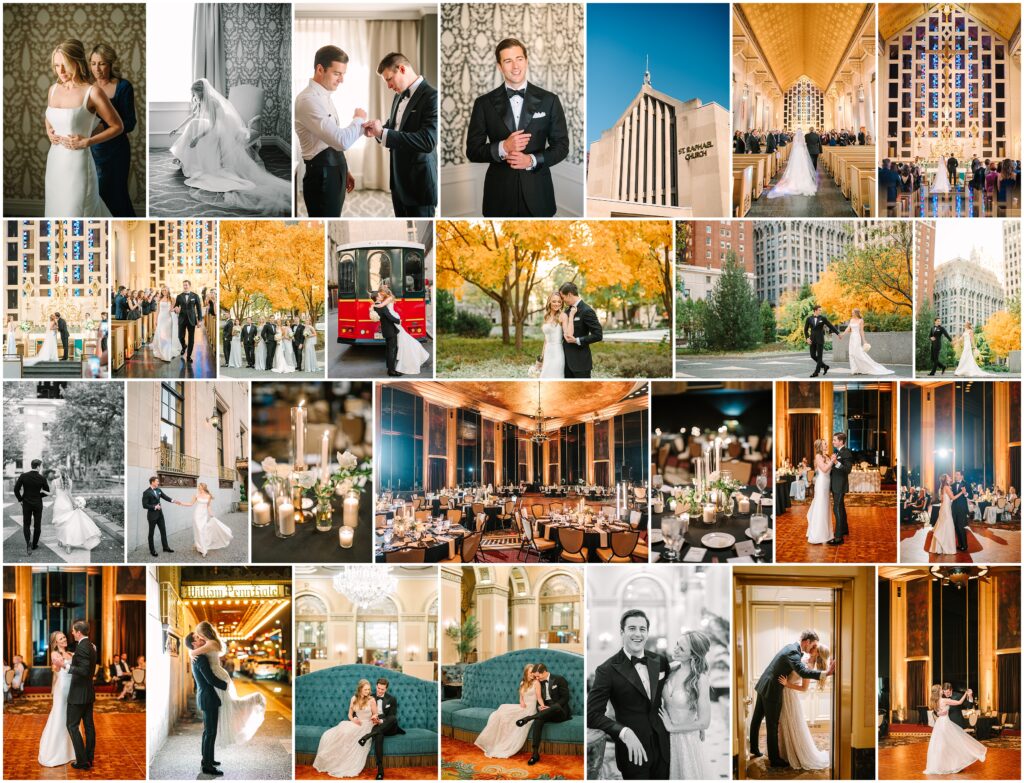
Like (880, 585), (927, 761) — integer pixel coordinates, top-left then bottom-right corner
(441, 648), (584, 755)
(295, 665), (438, 769)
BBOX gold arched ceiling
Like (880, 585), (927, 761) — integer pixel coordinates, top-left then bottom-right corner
(736, 3), (873, 91)
(879, 3), (1020, 42)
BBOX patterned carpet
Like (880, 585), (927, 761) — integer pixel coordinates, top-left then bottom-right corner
(296, 764), (439, 780)
(790, 492), (897, 508)
(881, 733), (1021, 750)
(4, 694), (145, 714)
(481, 532), (523, 549)
(148, 146), (292, 217)
(441, 737), (582, 780)
(295, 187), (397, 217)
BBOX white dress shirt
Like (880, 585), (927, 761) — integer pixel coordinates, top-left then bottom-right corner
(295, 78), (364, 161)
(624, 647), (651, 699)
(380, 75), (424, 146)
(498, 81), (535, 169)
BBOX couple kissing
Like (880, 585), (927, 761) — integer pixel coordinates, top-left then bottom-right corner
(536, 282), (603, 378)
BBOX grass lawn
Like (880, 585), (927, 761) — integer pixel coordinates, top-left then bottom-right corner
(437, 336), (673, 378)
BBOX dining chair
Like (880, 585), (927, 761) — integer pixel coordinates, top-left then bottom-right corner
(558, 526), (588, 563)
(386, 548), (426, 563)
(595, 530), (640, 563)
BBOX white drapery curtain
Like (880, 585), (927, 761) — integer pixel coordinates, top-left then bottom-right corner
(192, 3), (227, 96)
(294, 17), (421, 191)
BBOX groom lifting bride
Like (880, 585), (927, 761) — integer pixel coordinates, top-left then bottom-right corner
(537, 282), (603, 378)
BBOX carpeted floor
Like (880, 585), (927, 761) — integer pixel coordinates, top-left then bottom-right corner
(441, 737), (583, 780)
(296, 764), (439, 780)
(4, 694), (144, 714)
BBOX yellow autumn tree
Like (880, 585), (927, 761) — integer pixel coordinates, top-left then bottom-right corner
(983, 309), (1021, 359)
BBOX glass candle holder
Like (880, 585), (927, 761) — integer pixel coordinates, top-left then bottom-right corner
(316, 498), (334, 532)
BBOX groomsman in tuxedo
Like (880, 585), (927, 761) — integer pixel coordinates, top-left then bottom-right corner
(465, 37), (569, 217)
(292, 319), (306, 372)
(363, 53), (438, 217)
(113, 287), (127, 320)
(261, 319), (278, 370)
(240, 318), (258, 369)
(221, 314), (234, 366)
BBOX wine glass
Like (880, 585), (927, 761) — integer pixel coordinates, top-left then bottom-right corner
(661, 516), (681, 562)
(750, 514), (769, 560)
(756, 467), (768, 495)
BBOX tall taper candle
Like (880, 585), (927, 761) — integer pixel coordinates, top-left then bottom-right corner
(292, 401), (307, 469)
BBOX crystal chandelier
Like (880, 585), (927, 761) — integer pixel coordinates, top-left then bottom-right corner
(530, 380), (551, 444)
(333, 566), (397, 608)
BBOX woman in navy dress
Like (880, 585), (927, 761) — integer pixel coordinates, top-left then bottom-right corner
(89, 44), (136, 216)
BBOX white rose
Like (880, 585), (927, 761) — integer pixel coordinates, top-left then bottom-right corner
(334, 478), (354, 496)
(337, 451), (358, 470)
(261, 456), (278, 474)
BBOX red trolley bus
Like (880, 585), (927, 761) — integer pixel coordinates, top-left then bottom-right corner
(336, 240), (428, 344)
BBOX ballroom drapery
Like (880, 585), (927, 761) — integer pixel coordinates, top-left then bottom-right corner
(3, 598), (16, 666)
(787, 413), (818, 467)
(116, 599), (146, 665)
(192, 3), (227, 96)
(906, 659), (926, 715)
(294, 17), (422, 191)
(997, 652), (1020, 714)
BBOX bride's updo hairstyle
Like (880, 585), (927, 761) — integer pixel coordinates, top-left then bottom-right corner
(198, 482), (211, 497)
(852, 308), (862, 319)
(52, 39), (90, 84)
(195, 620), (223, 651)
(89, 43), (122, 80)
(678, 630), (711, 716)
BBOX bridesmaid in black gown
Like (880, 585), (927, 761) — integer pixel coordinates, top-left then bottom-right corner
(89, 43), (137, 216)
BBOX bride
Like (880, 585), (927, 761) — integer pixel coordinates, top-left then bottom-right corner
(924, 684), (987, 774)
(189, 621), (266, 745)
(38, 631), (75, 767)
(928, 473), (959, 555)
(658, 630), (712, 779)
(168, 79), (290, 215)
(805, 439), (833, 545)
(376, 286), (430, 375)
(767, 129), (818, 198)
(954, 321), (989, 376)
(313, 679), (378, 777)
(45, 39), (121, 217)
(50, 468), (101, 554)
(843, 309), (894, 376)
(474, 664), (542, 758)
(180, 483), (232, 557)
(6, 315), (17, 354)
(24, 315), (60, 366)
(271, 321), (295, 374)
(539, 292), (571, 378)
(931, 159), (952, 195)
(776, 644), (831, 770)
(151, 287), (181, 362)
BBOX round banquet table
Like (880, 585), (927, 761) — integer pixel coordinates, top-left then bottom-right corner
(651, 488), (773, 563)
(535, 518), (643, 562)
(375, 523), (470, 563)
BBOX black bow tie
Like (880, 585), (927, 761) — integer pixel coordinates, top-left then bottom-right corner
(507, 88), (526, 100)
(630, 655), (647, 667)
(401, 88), (411, 99)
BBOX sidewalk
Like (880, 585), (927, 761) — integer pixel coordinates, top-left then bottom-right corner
(127, 511), (248, 563)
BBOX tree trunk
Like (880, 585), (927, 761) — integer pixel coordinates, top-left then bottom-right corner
(499, 302), (511, 344)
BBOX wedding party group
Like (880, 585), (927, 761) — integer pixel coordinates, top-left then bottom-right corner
(221, 314), (321, 376)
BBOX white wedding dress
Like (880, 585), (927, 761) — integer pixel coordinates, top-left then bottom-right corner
(38, 656), (76, 766)
(24, 327), (60, 365)
(270, 329), (294, 374)
(192, 496), (233, 556)
(227, 332), (243, 368)
(6, 325), (16, 354)
(778, 672), (830, 770)
(954, 329), (987, 376)
(390, 304), (430, 375)
(52, 477), (101, 551)
(768, 129), (818, 198)
(806, 468), (832, 544)
(45, 85), (111, 217)
(847, 321), (894, 375)
(931, 161), (952, 194)
(540, 321), (566, 378)
(929, 493), (957, 555)
(303, 328), (319, 372)
(151, 301), (181, 362)
(663, 669), (709, 779)
(313, 704), (374, 777)
(282, 329), (297, 372)
(475, 687), (537, 758)
(199, 649), (266, 747)
(924, 702), (987, 774)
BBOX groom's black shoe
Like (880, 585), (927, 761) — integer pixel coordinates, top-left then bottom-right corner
(358, 733), (372, 746)
(163, 548), (175, 553)
(810, 371), (820, 378)
(528, 753), (541, 765)
(387, 370), (403, 377)
(72, 762), (91, 770)
(376, 770), (385, 780)
(201, 766), (224, 776)
(769, 760), (791, 769)
(827, 537), (843, 546)
(749, 749), (763, 759)
(150, 550), (159, 557)
(515, 716), (535, 727)
(822, 363), (830, 375)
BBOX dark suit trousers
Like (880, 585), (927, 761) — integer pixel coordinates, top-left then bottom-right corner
(617, 730), (668, 780)
(833, 490), (848, 538)
(303, 160), (346, 217)
(750, 693), (784, 764)
(385, 334), (398, 373)
(243, 341), (256, 368)
(369, 715), (398, 768)
(930, 343), (944, 371)
(22, 502), (43, 546)
(529, 703), (569, 752)
(392, 199), (434, 218)
(293, 340), (303, 371)
(564, 365), (591, 379)
(809, 341), (825, 371)
(179, 321), (196, 358)
(61, 334), (69, 360)
(222, 337), (231, 366)
(810, 154), (819, 171)
(201, 704), (219, 766)
(66, 701), (95, 763)
(148, 513), (170, 554)
(953, 505), (968, 548)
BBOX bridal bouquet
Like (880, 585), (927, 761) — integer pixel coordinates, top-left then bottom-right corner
(74, 496), (87, 509)
(527, 356), (542, 378)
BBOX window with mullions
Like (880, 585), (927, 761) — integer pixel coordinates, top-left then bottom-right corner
(160, 382), (185, 452)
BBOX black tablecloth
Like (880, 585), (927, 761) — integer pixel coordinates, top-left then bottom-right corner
(652, 490), (773, 563)
(535, 519), (640, 562)
(775, 478), (792, 516)
(376, 525), (469, 563)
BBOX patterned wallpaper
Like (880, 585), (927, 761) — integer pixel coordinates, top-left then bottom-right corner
(2, 3), (147, 209)
(222, 3), (292, 144)
(439, 2), (584, 168)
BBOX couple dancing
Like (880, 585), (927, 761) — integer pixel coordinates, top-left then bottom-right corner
(588, 609), (712, 779)
(23, 313), (72, 366)
(929, 471), (975, 554)
(149, 281), (205, 364)
(313, 677), (404, 779)
(749, 629), (835, 770)
(474, 663), (571, 765)
(373, 284), (429, 376)
(927, 318), (993, 377)
(537, 282), (603, 378)
(925, 683), (987, 774)
(804, 305), (894, 377)
(804, 434), (854, 546)
(14, 460), (101, 556)
(186, 622), (267, 776)
(142, 475), (232, 558)
(37, 621), (98, 769)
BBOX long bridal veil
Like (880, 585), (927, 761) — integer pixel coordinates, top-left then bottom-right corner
(768, 129), (818, 198)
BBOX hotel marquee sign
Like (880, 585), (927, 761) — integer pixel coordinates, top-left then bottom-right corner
(678, 141), (715, 161)
(181, 584), (290, 600)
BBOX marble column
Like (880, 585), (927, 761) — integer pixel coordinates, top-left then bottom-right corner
(440, 567), (462, 664)
(474, 583), (510, 661)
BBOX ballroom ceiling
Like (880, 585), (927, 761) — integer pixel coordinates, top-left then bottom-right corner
(879, 3), (1021, 42)
(736, 3), (873, 91)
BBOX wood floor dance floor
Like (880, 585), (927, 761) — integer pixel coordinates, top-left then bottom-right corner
(879, 740), (1020, 779)
(776, 504), (896, 563)
(899, 523), (1021, 563)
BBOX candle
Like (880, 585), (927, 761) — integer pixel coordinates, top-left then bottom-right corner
(279, 503), (295, 535)
(320, 431), (331, 480)
(738, 497), (751, 514)
(339, 525), (354, 548)
(292, 402), (307, 469)
(253, 500), (271, 526)
(703, 503), (716, 524)
(343, 493), (359, 527)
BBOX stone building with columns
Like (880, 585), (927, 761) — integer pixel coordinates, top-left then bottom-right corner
(752, 219), (851, 304)
(586, 70), (730, 218)
(933, 251), (1006, 330)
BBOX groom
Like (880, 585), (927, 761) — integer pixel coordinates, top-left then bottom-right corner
(588, 609), (670, 779)
(357, 677), (405, 780)
(143, 476), (178, 557)
(515, 663), (571, 765)
(559, 282), (602, 378)
(65, 620), (96, 770)
(186, 631), (227, 776)
(750, 630), (834, 768)
(174, 280), (203, 363)
(55, 312), (70, 360)
(951, 470), (973, 552)
(261, 318), (278, 371)
(928, 317), (952, 375)
(828, 433), (854, 546)
(804, 305), (840, 377)
(373, 297), (402, 377)
(13, 458), (49, 555)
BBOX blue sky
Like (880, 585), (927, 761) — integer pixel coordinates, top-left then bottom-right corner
(586, 3), (730, 146)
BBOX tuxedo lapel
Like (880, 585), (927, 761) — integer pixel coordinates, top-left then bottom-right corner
(520, 86), (542, 131)
(490, 86), (516, 135)
(645, 655), (661, 710)
(398, 87), (425, 131)
(387, 92), (402, 128)
(612, 655), (651, 703)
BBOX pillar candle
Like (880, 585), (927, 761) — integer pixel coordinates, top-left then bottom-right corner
(343, 494), (359, 527)
(738, 496), (751, 514)
(703, 503), (716, 524)
(339, 526), (354, 548)
(253, 500), (271, 526)
(279, 503), (295, 534)
(292, 403), (307, 469)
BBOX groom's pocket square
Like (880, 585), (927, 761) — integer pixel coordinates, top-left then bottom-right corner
(532, 111), (546, 119)
(658, 671), (667, 680)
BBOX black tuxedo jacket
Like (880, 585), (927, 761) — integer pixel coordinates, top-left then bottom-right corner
(260, 323), (277, 345)
(805, 132), (823, 155)
(466, 82), (569, 217)
(754, 642), (822, 707)
(241, 324), (258, 345)
(143, 486), (173, 522)
(192, 653), (227, 713)
(540, 674), (572, 717)
(766, 133), (778, 153)
(831, 447), (854, 495)
(376, 692), (406, 734)
(946, 691), (974, 728)
(175, 292), (202, 327)
(930, 326), (952, 351)
(588, 649), (671, 774)
(68, 637), (96, 705)
(803, 314), (839, 345)
(951, 481), (972, 517)
(745, 133), (761, 153)
(14, 470), (50, 507)
(383, 80), (438, 208)
(374, 305), (400, 339)
(222, 318), (233, 345)
(293, 323), (306, 346)
(563, 301), (603, 374)
(57, 317), (69, 338)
